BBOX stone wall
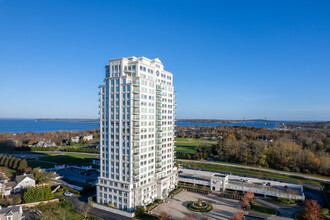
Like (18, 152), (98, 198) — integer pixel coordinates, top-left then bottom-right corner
(91, 202), (135, 218)
(11, 198), (59, 208)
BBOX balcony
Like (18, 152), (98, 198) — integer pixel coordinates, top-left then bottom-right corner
(133, 163), (139, 169)
(132, 116), (140, 121)
(156, 110), (162, 115)
(133, 110), (140, 115)
(156, 85), (162, 90)
(156, 92), (162, 97)
(156, 140), (162, 145)
(156, 98), (161, 103)
(133, 156), (139, 163)
(134, 149), (139, 155)
(156, 122), (162, 127)
(133, 176), (139, 183)
(156, 128), (162, 132)
(132, 88), (140, 93)
(133, 122), (140, 127)
(156, 116), (162, 121)
(133, 170), (139, 176)
(133, 135), (140, 141)
(133, 129), (139, 135)
(132, 81), (140, 86)
(156, 164), (162, 169)
(156, 105), (162, 109)
(133, 95), (140, 101)
(133, 102), (140, 108)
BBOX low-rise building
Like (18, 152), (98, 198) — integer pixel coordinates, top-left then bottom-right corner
(178, 168), (305, 201)
(83, 134), (93, 141)
(0, 206), (23, 220)
(71, 136), (80, 143)
(12, 173), (35, 193)
(35, 141), (56, 147)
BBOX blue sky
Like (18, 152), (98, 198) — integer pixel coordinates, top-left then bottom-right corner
(0, 0), (330, 120)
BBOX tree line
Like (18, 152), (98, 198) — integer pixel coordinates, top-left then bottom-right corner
(0, 154), (28, 171)
(16, 146), (99, 153)
(176, 125), (330, 176)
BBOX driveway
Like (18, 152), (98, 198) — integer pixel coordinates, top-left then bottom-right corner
(151, 191), (241, 220)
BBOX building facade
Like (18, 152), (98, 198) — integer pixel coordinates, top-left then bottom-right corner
(97, 56), (177, 212)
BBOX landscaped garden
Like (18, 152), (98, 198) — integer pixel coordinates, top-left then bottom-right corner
(187, 199), (213, 212)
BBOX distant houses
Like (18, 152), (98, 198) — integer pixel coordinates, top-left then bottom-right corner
(71, 136), (80, 143)
(83, 134), (93, 141)
(35, 141), (56, 147)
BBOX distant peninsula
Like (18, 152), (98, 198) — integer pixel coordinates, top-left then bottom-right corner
(36, 118), (99, 123)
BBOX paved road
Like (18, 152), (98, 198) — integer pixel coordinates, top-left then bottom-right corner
(65, 195), (130, 220)
(177, 159), (330, 182)
(254, 198), (302, 220)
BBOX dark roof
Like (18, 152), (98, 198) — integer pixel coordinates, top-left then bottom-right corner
(16, 173), (35, 184)
(0, 206), (21, 215)
(5, 181), (16, 188)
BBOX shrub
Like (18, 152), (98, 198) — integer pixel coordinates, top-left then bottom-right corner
(321, 208), (329, 215)
(135, 207), (145, 217)
(23, 186), (54, 203)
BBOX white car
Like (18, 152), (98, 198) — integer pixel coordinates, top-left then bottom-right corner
(64, 192), (73, 197)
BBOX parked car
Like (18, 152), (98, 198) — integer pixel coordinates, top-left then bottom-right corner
(64, 192), (73, 197)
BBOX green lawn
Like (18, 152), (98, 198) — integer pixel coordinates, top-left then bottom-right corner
(175, 137), (217, 154)
(27, 153), (98, 168)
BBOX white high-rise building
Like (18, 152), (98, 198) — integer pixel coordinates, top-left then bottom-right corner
(97, 56), (177, 212)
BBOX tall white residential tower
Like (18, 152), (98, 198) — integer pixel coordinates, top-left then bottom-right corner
(97, 57), (177, 212)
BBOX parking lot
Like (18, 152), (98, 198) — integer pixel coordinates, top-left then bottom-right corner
(151, 191), (241, 220)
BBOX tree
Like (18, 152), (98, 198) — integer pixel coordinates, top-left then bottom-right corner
(9, 157), (16, 168)
(159, 211), (170, 220)
(12, 158), (21, 170)
(23, 187), (43, 203)
(242, 191), (254, 208)
(0, 155), (7, 166)
(17, 159), (28, 171)
(81, 201), (91, 219)
(42, 187), (54, 200)
(135, 207), (145, 217)
(4, 155), (11, 167)
(301, 199), (321, 220)
(231, 210), (244, 220)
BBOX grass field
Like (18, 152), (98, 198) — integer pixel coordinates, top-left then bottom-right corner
(27, 153), (98, 168)
(175, 137), (217, 154)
